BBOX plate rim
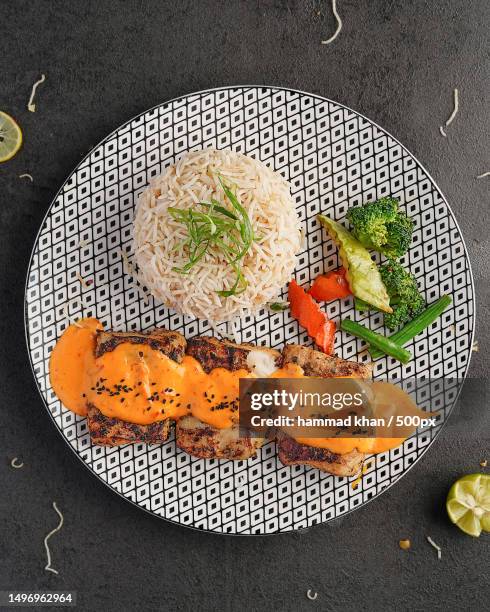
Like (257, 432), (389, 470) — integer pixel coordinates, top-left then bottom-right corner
(23, 84), (476, 535)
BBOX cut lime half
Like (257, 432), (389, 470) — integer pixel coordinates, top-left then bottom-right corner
(446, 473), (490, 537)
(0, 111), (23, 162)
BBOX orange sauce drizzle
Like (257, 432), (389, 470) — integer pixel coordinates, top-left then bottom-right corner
(49, 318), (102, 416)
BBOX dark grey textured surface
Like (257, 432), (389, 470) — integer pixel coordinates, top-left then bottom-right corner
(0, 1), (488, 611)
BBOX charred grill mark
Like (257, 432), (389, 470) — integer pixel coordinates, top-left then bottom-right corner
(186, 336), (248, 372)
(95, 329), (186, 361)
(191, 425), (216, 441)
(278, 435), (340, 463)
(186, 336), (281, 373)
(86, 404), (171, 445)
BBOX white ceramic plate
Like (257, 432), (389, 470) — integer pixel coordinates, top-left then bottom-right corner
(25, 86), (474, 534)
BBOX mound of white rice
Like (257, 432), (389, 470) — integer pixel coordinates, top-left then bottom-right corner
(133, 148), (302, 323)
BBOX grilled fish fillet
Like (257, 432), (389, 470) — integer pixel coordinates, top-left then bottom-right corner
(175, 336), (278, 460)
(276, 433), (364, 477)
(86, 328), (186, 445)
(276, 344), (373, 476)
(86, 329), (372, 477)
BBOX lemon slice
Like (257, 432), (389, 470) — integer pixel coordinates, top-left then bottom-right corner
(446, 473), (490, 537)
(0, 111), (23, 162)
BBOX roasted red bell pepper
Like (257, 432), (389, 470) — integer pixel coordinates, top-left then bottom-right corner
(308, 267), (352, 302)
(288, 279), (336, 354)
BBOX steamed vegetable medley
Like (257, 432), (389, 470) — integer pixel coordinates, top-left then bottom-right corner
(286, 197), (451, 363)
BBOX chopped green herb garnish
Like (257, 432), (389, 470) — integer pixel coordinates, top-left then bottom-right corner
(268, 301), (289, 312)
(168, 175), (256, 296)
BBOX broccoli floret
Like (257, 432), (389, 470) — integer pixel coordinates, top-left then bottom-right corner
(379, 260), (425, 329)
(346, 197), (414, 258)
